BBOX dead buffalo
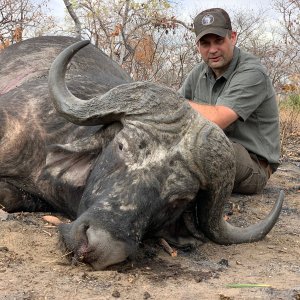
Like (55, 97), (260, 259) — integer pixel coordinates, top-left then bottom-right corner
(0, 36), (284, 270)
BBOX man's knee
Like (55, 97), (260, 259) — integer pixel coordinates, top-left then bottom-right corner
(231, 142), (269, 194)
(233, 170), (268, 194)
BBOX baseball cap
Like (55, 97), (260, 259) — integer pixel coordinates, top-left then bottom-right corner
(194, 8), (232, 43)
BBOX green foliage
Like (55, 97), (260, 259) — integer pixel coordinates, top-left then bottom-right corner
(130, 0), (172, 15)
(280, 93), (300, 111)
(69, 0), (80, 9)
(279, 95), (300, 157)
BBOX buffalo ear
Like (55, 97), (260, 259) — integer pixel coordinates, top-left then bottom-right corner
(44, 145), (98, 188)
(44, 136), (104, 188)
(44, 123), (121, 188)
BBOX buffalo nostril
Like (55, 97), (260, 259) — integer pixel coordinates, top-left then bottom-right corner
(75, 222), (90, 239)
(59, 220), (96, 265)
(83, 223), (90, 233)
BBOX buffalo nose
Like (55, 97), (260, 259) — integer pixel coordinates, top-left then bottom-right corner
(59, 215), (132, 269)
(74, 224), (91, 258)
(59, 220), (91, 260)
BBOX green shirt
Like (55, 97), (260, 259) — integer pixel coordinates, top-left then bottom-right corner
(179, 47), (280, 169)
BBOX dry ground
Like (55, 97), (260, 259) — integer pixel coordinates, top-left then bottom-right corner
(0, 139), (299, 300)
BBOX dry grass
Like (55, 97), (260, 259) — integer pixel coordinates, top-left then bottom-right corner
(279, 100), (300, 160)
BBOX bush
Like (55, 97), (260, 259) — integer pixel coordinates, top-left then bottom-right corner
(279, 95), (300, 159)
(279, 93), (300, 110)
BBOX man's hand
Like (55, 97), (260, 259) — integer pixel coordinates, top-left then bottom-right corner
(189, 101), (238, 129)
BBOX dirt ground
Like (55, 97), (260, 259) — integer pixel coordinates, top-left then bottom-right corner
(0, 142), (299, 300)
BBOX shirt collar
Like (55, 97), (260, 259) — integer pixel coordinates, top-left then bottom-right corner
(222, 47), (240, 79)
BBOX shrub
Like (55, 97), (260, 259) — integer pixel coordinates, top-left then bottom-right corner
(279, 94), (300, 159)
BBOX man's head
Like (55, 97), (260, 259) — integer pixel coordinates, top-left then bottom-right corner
(194, 8), (237, 77)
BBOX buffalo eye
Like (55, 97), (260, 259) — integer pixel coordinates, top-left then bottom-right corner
(118, 143), (123, 151)
(139, 140), (147, 149)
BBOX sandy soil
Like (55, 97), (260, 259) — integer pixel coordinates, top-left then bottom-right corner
(0, 152), (299, 300)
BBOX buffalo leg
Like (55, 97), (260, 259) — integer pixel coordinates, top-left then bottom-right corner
(0, 181), (54, 212)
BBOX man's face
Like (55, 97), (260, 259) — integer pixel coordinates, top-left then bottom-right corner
(197, 31), (237, 77)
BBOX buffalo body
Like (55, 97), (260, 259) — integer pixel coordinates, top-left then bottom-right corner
(0, 36), (283, 270)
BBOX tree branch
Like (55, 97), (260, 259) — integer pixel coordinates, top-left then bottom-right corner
(63, 0), (82, 39)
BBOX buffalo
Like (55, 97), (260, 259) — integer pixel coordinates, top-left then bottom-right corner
(0, 36), (284, 270)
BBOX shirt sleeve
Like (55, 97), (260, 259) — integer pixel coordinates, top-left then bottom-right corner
(217, 69), (268, 121)
(178, 64), (203, 100)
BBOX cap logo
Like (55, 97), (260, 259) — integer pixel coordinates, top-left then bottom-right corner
(202, 14), (214, 26)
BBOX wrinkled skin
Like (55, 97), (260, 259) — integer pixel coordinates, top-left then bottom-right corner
(0, 37), (284, 270)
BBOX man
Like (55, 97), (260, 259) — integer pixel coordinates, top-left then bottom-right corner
(179, 8), (280, 194)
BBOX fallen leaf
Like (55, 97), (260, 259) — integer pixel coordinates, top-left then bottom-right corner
(42, 215), (63, 226)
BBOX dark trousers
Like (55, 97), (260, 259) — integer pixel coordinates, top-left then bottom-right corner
(232, 142), (272, 194)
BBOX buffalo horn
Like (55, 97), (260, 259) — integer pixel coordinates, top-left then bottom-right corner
(48, 40), (126, 125)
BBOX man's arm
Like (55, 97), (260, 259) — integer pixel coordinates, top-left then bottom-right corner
(189, 101), (238, 129)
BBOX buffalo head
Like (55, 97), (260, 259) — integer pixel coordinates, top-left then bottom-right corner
(48, 41), (284, 270)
